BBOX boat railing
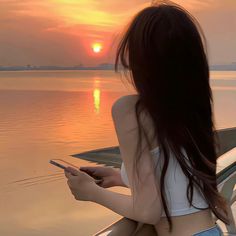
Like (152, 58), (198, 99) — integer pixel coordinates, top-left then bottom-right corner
(93, 147), (236, 236)
(72, 128), (236, 235)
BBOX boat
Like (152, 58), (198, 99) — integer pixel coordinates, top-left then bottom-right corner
(72, 127), (236, 236)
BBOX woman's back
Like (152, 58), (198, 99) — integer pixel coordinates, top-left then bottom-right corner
(121, 145), (209, 217)
(117, 94), (217, 236)
(113, 1), (230, 234)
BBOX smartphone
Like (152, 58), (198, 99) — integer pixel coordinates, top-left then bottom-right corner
(50, 159), (78, 171)
(49, 159), (103, 183)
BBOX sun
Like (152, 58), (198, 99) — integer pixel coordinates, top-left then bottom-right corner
(92, 43), (102, 53)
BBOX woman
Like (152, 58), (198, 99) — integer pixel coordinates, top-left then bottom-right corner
(64, 1), (231, 235)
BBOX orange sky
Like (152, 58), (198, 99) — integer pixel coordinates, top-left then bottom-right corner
(0, 0), (235, 66)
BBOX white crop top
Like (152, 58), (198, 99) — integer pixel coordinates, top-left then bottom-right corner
(120, 146), (209, 217)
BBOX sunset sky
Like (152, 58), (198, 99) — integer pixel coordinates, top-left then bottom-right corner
(0, 0), (235, 66)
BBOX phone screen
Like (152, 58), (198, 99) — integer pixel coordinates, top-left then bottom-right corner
(49, 159), (103, 183)
(49, 159), (78, 171)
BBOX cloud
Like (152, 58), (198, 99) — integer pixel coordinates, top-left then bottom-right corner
(0, 0), (235, 66)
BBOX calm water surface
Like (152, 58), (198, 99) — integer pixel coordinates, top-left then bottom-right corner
(0, 70), (235, 235)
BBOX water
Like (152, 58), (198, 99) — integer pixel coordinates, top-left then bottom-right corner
(0, 70), (235, 235)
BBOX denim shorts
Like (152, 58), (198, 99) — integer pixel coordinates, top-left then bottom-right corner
(192, 224), (223, 236)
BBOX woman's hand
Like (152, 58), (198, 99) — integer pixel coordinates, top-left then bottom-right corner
(64, 167), (98, 201)
(64, 166), (160, 224)
(79, 166), (126, 188)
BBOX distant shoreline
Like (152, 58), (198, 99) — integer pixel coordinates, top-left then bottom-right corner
(0, 64), (114, 71)
(0, 69), (235, 71)
(0, 64), (236, 71)
(0, 68), (115, 71)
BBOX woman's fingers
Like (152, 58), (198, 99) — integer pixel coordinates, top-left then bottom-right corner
(80, 166), (97, 174)
(64, 170), (72, 179)
(64, 168), (78, 180)
(98, 180), (110, 188)
(80, 166), (103, 177)
(66, 167), (79, 176)
(80, 166), (110, 177)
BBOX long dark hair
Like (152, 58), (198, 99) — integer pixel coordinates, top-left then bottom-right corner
(115, 1), (230, 232)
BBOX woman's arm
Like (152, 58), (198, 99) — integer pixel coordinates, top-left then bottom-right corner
(65, 167), (160, 224)
(110, 95), (163, 224)
(80, 166), (128, 188)
(90, 184), (158, 224)
(111, 168), (129, 188)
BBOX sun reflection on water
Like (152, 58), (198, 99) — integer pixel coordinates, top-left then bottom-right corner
(93, 88), (101, 113)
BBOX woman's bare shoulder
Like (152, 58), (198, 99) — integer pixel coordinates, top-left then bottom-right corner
(111, 94), (139, 115)
(112, 94), (154, 121)
(111, 94), (157, 148)
(111, 95), (154, 129)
